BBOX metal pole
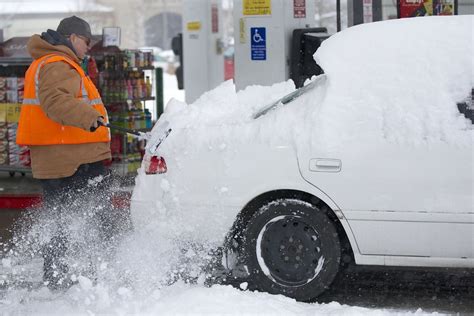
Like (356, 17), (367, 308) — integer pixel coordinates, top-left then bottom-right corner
(155, 67), (164, 119)
(336, 0), (341, 32)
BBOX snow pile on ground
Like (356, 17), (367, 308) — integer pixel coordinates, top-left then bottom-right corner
(0, 280), (445, 315)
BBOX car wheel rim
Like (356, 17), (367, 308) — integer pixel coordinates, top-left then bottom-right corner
(258, 215), (324, 287)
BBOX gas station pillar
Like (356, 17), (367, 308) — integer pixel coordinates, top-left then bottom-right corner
(182, 0), (225, 103)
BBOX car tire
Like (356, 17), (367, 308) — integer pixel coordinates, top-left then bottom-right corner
(242, 198), (341, 301)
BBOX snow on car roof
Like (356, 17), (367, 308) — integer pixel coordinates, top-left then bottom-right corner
(149, 16), (472, 157)
(313, 15), (473, 149)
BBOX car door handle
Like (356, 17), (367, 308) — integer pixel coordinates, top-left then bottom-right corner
(309, 159), (342, 172)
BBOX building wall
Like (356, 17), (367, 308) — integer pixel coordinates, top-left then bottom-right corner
(0, 0), (115, 41)
(96, 0), (183, 49)
(0, 13), (114, 40)
(0, 0), (184, 50)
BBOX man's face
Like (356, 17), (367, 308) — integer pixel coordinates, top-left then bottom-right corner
(70, 33), (91, 59)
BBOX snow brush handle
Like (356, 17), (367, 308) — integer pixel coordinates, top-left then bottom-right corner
(98, 121), (142, 136)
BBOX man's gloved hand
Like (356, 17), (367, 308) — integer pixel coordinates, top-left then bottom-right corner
(90, 116), (106, 132)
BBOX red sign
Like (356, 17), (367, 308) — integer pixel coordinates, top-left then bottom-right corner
(398, 0), (455, 18)
(211, 4), (218, 33)
(294, 0), (306, 18)
(399, 0), (431, 17)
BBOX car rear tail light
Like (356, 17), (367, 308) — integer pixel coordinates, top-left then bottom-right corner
(146, 156), (167, 174)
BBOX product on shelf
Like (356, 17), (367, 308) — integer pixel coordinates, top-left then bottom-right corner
(0, 109), (30, 168)
(0, 77), (24, 105)
(93, 50), (155, 175)
(144, 108), (152, 129)
(0, 75), (29, 168)
(100, 71), (153, 104)
(0, 126), (7, 166)
(6, 122), (30, 167)
(103, 50), (153, 71)
(0, 77), (25, 103)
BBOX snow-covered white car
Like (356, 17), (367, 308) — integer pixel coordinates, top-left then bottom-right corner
(131, 16), (473, 301)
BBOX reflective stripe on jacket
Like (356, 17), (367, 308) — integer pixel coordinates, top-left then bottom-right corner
(16, 54), (110, 146)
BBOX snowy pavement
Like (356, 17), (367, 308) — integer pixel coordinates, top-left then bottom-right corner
(0, 282), (457, 315)
(0, 256), (472, 315)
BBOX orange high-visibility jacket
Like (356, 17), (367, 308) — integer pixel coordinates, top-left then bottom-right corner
(16, 54), (110, 146)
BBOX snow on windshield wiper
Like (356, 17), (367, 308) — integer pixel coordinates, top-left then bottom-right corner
(253, 74), (327, 119)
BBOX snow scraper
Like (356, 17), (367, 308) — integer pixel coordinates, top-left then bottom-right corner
(98, 120), (173, 153)
(98, 121), (151, 140)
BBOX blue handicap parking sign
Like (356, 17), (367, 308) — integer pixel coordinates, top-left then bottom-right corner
(251, 27), (266, 61)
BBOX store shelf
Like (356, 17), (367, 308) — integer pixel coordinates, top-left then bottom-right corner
(0, 57), (33, 67)
(0, 165), (31, 174)
(102, 66), (155, 74)
(127, 66), (155, 71)
(92, 49), (157, 177)
(130, 96), (155, 102)
(104, 97), (155, 104)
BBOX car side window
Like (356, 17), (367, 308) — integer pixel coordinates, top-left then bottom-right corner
(457, 88), (474, 124)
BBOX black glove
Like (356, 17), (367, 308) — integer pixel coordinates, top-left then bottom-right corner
(90, 117), (105, 132)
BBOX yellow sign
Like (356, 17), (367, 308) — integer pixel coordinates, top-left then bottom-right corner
(187, 21), (202, 31)
(6, 103), (21, 123)
(0, 103), (21, 123)
(243, 0), (271, 16)
(239, 18), (246, 43)
(0, 104), (7, 123)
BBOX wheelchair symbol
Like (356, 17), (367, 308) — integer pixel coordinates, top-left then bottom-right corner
(253, 29), (264, 43)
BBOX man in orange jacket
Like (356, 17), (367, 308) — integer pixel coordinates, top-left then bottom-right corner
(17, 16), (112, 290)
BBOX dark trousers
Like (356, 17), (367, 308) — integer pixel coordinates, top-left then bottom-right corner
(40, 161), (113, 288)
